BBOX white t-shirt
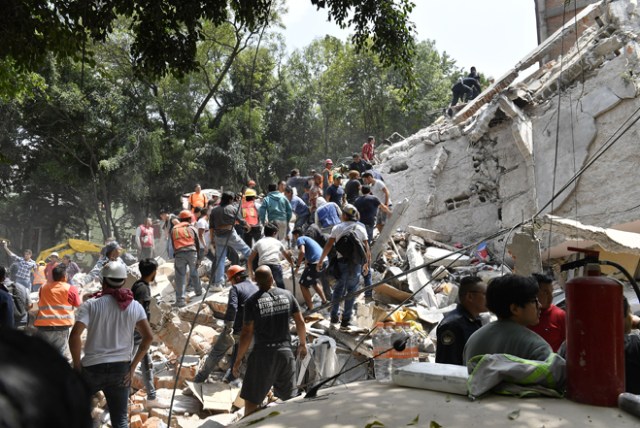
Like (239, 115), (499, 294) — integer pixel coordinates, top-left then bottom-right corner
(196, 217), (211, 248)
(330, 221), (368, 243)
(76, 296), (147, 366)
(252, 237), (285, 265)
(370, 180), (391, 205)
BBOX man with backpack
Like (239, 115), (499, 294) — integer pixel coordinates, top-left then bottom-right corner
(316, 204), (370, 330)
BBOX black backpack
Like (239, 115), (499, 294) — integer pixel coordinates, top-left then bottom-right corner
(6, 282), (27, 323)
(334, 228), (367, 266)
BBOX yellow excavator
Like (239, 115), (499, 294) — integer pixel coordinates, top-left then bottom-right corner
(36, 239), (103, 264)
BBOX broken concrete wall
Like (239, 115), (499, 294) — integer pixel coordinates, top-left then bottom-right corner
(379, 0), (640, 248)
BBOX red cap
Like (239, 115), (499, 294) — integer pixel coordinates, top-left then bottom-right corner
(325, 159), (333, 165)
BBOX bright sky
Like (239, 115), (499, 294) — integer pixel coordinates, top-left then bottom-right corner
(279, 0), (539, 79)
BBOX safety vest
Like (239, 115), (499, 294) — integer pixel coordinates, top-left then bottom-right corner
(242, 200), (259, 226)
(34, 281), (75, 327)
(189, 192), (207, 208)
(172, 222), (196, 251)
(139, 224), (155, 248)
(33, 265), (46, 286)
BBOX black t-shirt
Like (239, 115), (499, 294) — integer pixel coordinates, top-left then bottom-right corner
(131, 279), (151, 321)
(344, 179), (362, 204)
(354, 195), (381, 227)
(625, 334), (640, 394)
(244, 287), (300, 347)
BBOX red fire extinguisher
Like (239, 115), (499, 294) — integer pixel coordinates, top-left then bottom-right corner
(565, 262), (624, 407)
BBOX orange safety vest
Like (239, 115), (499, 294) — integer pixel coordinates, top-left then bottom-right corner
(188, 192), (207, 208)
(33, 265), (46, 286)
(242, 200), (259, 226)
(172, 222), (196, 251)
(34, 281), (75, 327)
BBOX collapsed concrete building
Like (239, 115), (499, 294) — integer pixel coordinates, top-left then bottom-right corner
(379, 0), (640, 276)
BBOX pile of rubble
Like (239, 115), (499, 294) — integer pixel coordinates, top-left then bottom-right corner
(62, 222), (516, 428)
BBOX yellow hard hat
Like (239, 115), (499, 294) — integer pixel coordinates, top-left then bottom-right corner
(244, 189), (257, 197)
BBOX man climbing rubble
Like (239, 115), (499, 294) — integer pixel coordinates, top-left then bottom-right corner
(362, 171), (392, 233)
(232, 266), (307, 416)
(259, 183), (292, 242)
(435, 276), (487, 366)
(292, 228), (328, 310)
(210, 191), (252, 289)
(171, 210), (203, 308)
(193, 265), (258, 384)
(69, 261), (153, 428)
(316, 204), (370, 330)
(247, 222), (294, 290)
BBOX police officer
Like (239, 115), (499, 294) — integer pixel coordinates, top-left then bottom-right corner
(435, 276), (487, 365)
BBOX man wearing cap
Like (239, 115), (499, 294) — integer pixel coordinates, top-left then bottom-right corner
(2, 241), (37, 292)
(44, 252), (61, 282)
(35, 263), (81, 358)
(258, 184), (292, 243)
(362, 136), (375, 163)
(317, 205), (370, 330)
(348, 153), (372, 176)
(193, 265), (259, 383)
(324, 174), (345, 207)
(232, 266), (307, 416)
(362, 171), (391, 233)
(171, 210), (203, 307)
(69, 261), (153, 428)
(322, 159), (334, 194)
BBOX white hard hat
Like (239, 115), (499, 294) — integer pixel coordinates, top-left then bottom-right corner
(100, 261), (128, 287)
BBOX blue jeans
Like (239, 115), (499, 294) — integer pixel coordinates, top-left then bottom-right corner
(133, 341), (156, 400)
(82, 362), (130, 428)
(213, 231), (251, 284)
(330, 261), (361, 323)
(363, 224), (374, 298)
(174, 250), (201, 305)
(266, 264), (285, 289)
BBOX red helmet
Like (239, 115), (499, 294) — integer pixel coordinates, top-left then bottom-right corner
(178, 210), (192, 220)
(226, 265), (246, 281)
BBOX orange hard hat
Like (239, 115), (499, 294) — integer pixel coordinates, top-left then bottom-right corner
(178, 210), (192, 220)
(226, 265), (246, 281)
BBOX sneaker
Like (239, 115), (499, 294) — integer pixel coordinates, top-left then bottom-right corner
(193, 373), (208, 383)
(210, 283), (224, 292)
(193, 290), (203, 297)
(340, 320), (350, 331)
(173, 301), (186, 309)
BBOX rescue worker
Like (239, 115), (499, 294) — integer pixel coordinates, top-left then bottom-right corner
(69, 261), (153, 428)
(463, 275), (552, 363)
(292, 228), (328, 310)
(247, 222), (294, 290)
(258, 184), (292, 243)
(61, 254), (81, 285)
(435, 276), (487, 365)
(285, 186), (310, 231)
(242, 189), (262, 248)
(34, 263), (81, 358)
(188, 184), (208, 211)
(193, 265), (258, 383)
(171, 210), (203, 307)
(314, 197), (342, 234)
(232, 266), (307, 416)
(324, 174), (345, 207)
(32, 260), (47, 292)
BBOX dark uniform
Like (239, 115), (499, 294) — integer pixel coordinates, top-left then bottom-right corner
(435, 304), (483, 366)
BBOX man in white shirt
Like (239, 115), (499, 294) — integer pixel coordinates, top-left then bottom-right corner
(361, 171), (392, 233)
(247, 222), (294, 290)
(69, 261), (153, 428)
